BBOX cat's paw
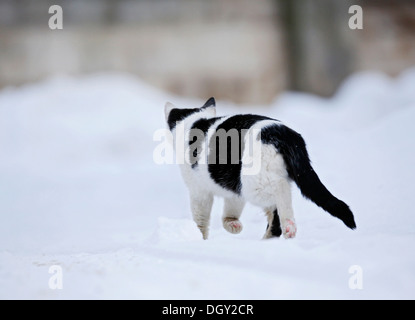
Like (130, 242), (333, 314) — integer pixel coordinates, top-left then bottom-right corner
(223, 218), (243, 234)
(282, 219), (296, 239)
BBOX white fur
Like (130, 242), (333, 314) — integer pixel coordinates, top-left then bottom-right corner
(166, 105), (296, 240)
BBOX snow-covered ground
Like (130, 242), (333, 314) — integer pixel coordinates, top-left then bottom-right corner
(0, 69), (414, 299)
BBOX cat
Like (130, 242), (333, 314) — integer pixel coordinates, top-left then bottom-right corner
(164, 97), (356, 240)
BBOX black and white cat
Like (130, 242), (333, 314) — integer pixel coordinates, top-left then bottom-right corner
(164, 97), (356, 240)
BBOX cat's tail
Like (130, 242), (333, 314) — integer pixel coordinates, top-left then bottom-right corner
(262, 124), (356, 229)
(291, 166), (357, 229)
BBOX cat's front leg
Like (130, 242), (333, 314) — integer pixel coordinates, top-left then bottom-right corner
(190, 192), (213, 240)
(222, 196), (245, 234)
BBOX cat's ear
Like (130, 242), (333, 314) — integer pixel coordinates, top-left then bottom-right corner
(201, 97), (216, 110)
(164, 102), (175, 122)
(201, 97), (216, 117)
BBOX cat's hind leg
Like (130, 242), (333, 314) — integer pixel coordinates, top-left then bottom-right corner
(190, 192), (213, 240)
(222, 196), (245, 234)
(263, 207), (282, 239)
(274, 178), (297, 239)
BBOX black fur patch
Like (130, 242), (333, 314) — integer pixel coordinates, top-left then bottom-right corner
(266, 208), (282, 237)
(261, 123), (309, 181)
(208, 114), (272, 194)
(271, 208), (282, 237)
(189, 117), (223, 168)
(167, 108), (199, 131)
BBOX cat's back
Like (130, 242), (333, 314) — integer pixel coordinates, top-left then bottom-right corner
(183, 113), (281, 196)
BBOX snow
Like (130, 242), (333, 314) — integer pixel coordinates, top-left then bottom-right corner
(1, 69), (415, 299)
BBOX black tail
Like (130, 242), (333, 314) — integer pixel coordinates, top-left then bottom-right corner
(261, 124), (356, 229)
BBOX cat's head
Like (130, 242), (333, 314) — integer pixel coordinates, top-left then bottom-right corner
(164, 97), (216, 131)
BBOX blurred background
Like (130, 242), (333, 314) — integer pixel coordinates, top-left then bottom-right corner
(1, 0), (415, 104)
